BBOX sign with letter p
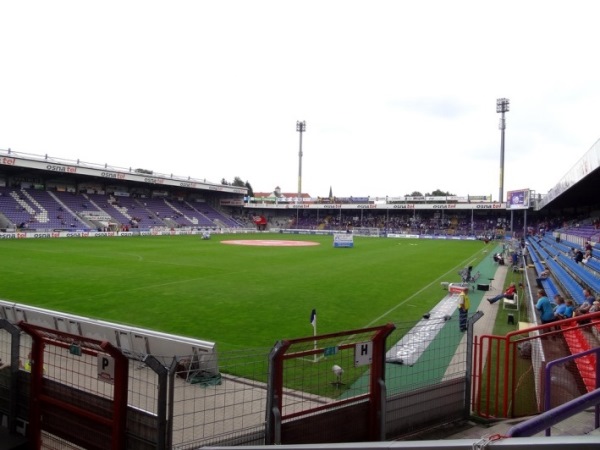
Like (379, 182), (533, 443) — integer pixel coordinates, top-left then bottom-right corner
(98, 354), (115, 384)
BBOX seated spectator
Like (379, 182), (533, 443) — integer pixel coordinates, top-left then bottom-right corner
(589, 299), (600, 314)
(583, 288), (595, 303)
(574, 249), (584, 264)
(555, 297), (575, 320)
(582, 250), (592, 264)
(574, 288), (595, 315)
(487, 282), (517, 304)
(493, 253), (505, 265)
(553, 295), (566, 318)
(564, 299), (576, 318)
(536, 266), (550, 288)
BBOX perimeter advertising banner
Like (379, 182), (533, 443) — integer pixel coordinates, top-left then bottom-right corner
(333, 234), (354, 248)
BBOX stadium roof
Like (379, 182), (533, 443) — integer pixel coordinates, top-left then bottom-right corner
(537, 138), (600, 211)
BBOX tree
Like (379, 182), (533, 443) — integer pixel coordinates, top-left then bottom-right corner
(244, 181), (254, 197)
(221, 176), (253, 195)
(427, 189), (455, 196)
(406, 191), (423, 197)
(134, 168), (153, 175)
(231, 176), (245, 187)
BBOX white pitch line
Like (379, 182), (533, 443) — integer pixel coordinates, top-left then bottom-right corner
(365, 250), (484, 327)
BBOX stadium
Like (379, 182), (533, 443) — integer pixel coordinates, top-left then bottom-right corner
(1, 141), (600, 450)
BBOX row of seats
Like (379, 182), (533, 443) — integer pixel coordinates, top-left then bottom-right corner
(528, 237), (599, 394)
(0, 188), (242, 230)
(531, 238), (590, 304)
(544, 236), (600, 277)
(539, 236), (600, 294)
(527, 243), (559, 298)
(560, 323), (597, 393)
(558, 224), (600, 241)
(0, 187), (86, 229)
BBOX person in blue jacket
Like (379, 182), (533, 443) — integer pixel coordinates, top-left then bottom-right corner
(535, 289), (555, 324)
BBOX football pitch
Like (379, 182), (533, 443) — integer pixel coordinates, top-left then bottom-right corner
(0, 234), (490, 352)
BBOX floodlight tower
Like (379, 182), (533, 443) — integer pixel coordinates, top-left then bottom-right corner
(296, 120), (306, 203)
(496, 98), (510, 203)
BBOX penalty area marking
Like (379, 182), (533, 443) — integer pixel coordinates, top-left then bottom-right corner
(221, 240), (320, 247)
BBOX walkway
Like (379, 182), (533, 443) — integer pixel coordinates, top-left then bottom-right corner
(383, 244), (505, 391)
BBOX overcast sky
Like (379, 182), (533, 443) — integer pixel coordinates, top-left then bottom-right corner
(1, 1), (599, 200)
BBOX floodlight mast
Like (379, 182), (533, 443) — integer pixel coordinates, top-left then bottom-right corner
(296, 121), (306, 204)
(496, 98), (510, 203)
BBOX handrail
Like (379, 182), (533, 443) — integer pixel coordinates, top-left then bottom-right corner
(545, 345), (600, 415)
(507, 387), (600, 437)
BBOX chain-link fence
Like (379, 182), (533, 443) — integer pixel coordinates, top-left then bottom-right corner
(3, 308), (598, 448)
(266, 325), (394, 444)
(170, 347), (271, 449)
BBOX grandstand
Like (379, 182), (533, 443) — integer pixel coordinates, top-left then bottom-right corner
(1, 142), (600, 449)
(0, 149), (543, 237)
(2, 146), (598, 238)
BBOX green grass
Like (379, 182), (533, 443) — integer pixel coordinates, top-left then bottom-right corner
(0, 234), (489, 352)
(480, 267), (538, 418)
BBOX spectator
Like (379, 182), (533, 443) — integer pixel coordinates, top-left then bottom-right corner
(555, 296), (575, 320)
(574, 288), (595, 315)
(574, 249), (584, 264)
(511, 252), (518, 267)
(553, 295), (566, 319)
(589, 299), (600, 314)
(487, 282), (517, 304)
(535, 289), (555, 324)
(536, 266), (550, 288)
(493, 253), (505, 265)
(563, 299), (576, 319)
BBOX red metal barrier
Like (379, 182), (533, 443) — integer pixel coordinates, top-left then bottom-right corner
(266, 323), (395, 444)
(473, 312), (600, 419)
(19, 321), (129, 450)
